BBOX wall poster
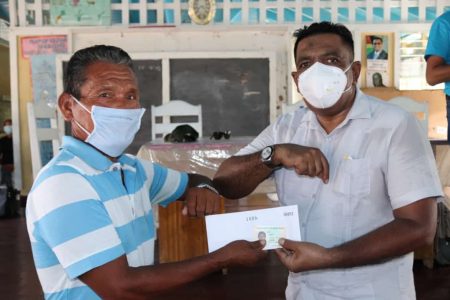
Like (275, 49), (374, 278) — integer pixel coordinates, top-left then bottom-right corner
(364, 34), (390, 88)
(21, 35), (68, 105)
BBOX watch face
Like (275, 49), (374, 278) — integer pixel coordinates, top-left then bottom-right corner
(262, 146), (273, 160)
(188, 0), (216, 25)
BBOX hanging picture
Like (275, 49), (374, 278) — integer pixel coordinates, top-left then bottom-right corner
(21, 36), (68, 106)
(50, 0), (111, 26)
(21, 35), (68, 58)
(365, 34), (390, 88)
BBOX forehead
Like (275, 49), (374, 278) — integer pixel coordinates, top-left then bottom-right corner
(82, 61), (137, 86)
(295, 33), (352, 59)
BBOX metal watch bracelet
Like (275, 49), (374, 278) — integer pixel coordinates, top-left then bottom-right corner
(196, 183), (220, 195)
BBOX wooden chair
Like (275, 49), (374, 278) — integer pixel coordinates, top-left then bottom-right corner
(151, 100), (202, 140)
(389, 96), (429, 135)
(27, 102), (61, 179)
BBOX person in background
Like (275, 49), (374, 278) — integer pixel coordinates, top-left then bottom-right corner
(425, 10), (450, 142)
(214, 22), (441, 299)
(367, 36), (388, 60)
(26, 45), (266, 300)
(0, 119), (14, 187)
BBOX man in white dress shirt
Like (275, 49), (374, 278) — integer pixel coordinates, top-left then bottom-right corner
(214, 22), (441, 299)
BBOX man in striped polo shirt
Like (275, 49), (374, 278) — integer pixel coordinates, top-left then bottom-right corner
(26, 45), (267, 300)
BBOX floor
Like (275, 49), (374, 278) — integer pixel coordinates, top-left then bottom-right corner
(2, 211), (450, 299)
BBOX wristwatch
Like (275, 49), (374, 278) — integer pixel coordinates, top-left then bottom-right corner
(261, 145), (276, 167)
(196, 183), (219, 195)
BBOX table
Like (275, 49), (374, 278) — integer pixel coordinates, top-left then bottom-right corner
(138, 137), (253, 178)
(137, 136), (276, 195)
(137, 137), (276, 263)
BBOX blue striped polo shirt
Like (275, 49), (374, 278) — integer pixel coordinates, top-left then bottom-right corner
(26, 136), (188, 299)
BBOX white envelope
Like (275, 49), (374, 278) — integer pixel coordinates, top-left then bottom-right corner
(205, 205), (301, 251)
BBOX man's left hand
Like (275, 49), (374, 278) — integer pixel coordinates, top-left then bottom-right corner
(182, 187), (222, 217)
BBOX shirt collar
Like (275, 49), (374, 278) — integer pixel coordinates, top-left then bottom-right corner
(300, 88), (372, 128)
(61, 136), (136, 171)
(346, 88), (372, 121)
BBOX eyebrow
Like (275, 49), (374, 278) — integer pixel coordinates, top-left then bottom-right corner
(296, 50), (344, 61)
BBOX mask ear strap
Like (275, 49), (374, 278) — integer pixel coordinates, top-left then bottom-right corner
(71, 95), (91, 114)
(73, 119), (90, 136)
(343, 62), (353, 73)
(342, 62), (355, 94)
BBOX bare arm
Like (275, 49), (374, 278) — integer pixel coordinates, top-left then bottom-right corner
(213, 144), (329, 199)
(80, 240), (266, 299)
(426, 55), (450, 86)
(276, 197), (437, 272)
(213, 152), (272, 199)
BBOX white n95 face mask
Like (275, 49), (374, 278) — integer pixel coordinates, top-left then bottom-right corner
(298, 62), (353, 109)
(72, 96), (145, 157)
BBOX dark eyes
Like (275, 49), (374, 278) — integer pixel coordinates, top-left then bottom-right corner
(298, 62), (310, 69)
(298, 57), (340, 70)
(326, 58), (339, 64)
(97, 93), (137, 100)
(99, 92), (111, 98)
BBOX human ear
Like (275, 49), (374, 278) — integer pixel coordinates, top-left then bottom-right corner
(350, 61), (361, 84)
(58, 93), (74, 121)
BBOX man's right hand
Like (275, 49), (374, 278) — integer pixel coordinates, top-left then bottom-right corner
(273, 144), (329, 183)
(215, 240), (267, 267)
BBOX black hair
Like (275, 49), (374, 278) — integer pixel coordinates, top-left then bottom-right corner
(293, 22), (354, 61)
(372, 36), (383, 43)
(64, 45), (134, 99)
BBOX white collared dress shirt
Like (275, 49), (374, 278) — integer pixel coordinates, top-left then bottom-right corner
(237, 89), (442, 299)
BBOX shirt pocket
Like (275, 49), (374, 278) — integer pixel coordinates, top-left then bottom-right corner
(333, 158), (371, 197)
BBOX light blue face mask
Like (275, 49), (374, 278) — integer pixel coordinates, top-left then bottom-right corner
(3, 125), (12, 135)
(72, 96), (145, 157)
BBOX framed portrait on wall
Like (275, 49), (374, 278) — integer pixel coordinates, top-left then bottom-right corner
(363, 34), (392, 88)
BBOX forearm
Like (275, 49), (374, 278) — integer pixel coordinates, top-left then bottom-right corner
(121, 252), (225, 298)
(426, 61), (450, 86)
(213, 152), (273, 199)
(327, 211), (436, 269)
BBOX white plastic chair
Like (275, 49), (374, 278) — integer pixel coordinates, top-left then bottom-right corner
(151, 100), (202, 140)
(389, 96), (429, 135)
(27, 102), (61, 179)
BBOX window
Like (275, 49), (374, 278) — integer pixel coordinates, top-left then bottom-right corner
(398, 32), (444, 90)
